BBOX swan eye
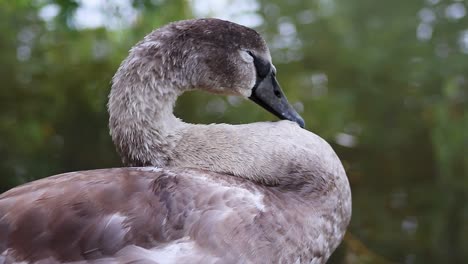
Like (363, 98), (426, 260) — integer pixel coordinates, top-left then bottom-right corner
(247, 51), (271, 79)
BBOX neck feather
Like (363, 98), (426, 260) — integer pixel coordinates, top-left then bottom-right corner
(108, 54), (186, 166)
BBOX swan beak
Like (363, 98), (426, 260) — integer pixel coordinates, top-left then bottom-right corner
(249, 72), (305, 128)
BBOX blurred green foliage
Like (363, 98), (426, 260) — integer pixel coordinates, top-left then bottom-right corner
(0, 0), (467, 263)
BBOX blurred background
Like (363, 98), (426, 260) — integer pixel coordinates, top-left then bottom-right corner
(0, 0), (467, 263)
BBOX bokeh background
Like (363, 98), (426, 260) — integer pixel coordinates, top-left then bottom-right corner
(1, 0), (467, 263)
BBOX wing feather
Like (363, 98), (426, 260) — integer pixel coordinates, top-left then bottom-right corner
(0, 167), (267, 263)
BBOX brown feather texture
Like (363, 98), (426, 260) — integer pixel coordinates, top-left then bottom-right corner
(0, 18), (351, 264)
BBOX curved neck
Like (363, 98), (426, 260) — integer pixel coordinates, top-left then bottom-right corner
(109, 65), (344, 188)
(108, 53), (349, 192)
(108, 55), (186, 166)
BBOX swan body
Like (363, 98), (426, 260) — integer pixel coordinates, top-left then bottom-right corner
(0, 18), (351, 264)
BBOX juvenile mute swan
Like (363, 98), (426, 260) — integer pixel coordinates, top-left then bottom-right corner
(0, 19), (351, 264)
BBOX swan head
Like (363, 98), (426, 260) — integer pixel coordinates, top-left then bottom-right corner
(116, 18), (304, 128)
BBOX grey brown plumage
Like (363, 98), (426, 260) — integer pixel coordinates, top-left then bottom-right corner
(0, 18), (351, 264)
(0, 166), (346, 263)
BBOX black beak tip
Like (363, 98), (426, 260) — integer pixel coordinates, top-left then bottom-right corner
(296, 117), (305, 128)
(288, 114), (305, 128)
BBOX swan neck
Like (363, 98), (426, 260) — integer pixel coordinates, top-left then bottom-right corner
(108, 62), (186, 167)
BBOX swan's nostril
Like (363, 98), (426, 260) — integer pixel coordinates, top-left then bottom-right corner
(274, 89), (282, 98)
